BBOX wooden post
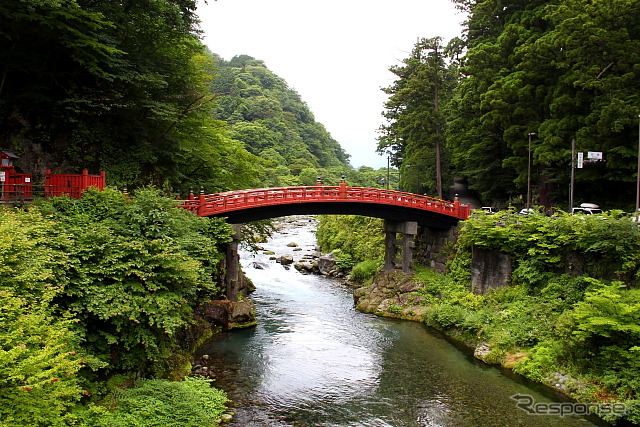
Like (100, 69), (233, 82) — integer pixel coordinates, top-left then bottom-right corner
(81, 170), (89, 196)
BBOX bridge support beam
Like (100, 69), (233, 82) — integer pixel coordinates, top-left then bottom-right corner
(383, 220), (417, 273)
(225, 224), (242, 301)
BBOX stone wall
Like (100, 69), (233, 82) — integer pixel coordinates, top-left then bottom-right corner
(414, 225), (460, 273)
(414, 224), (513, 294)
(470, 247), (512, 294)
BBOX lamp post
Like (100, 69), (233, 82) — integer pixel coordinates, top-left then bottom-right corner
(386, 154), (391, 190)
(527, 132), (537, 209)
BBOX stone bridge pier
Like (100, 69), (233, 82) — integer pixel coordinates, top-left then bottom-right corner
(225, 224), (242, 301)
(384, 220), (418, 273)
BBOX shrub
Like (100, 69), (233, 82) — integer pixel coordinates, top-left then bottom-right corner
(0, 210), (86, 426)
(350, 259), (381, 283)
(101, 377), (228, 426)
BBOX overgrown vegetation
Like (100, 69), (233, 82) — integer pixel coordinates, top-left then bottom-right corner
(316, 215), (385, 265)
(100, 377), (228, 427)
(0, 189), (231, 426)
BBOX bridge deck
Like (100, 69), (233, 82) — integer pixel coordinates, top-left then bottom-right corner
(178, 184), (470, 224)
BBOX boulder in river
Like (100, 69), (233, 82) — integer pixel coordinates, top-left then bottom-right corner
(277, 254), (294, 265)
(318, 253), (336, 275)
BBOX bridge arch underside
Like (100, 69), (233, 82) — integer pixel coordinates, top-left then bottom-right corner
(205, 201), (461, 230)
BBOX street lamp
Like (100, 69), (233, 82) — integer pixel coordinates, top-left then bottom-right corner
(386, 154), (391, 190)
(527, 132), (537, 209)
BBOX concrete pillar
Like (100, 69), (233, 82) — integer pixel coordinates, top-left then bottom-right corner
(225, 224), (242, 301)
(383, 220), (417, 273)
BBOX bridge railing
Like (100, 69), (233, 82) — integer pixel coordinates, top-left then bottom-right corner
(178, 184), (470, 220)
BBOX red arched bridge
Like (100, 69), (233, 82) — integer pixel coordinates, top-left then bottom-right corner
(178, 182), (470, 229)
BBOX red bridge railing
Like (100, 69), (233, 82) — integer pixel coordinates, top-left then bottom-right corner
(178, 183), (470, 220)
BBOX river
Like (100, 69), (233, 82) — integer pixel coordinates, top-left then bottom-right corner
(197, 216), (600, 427)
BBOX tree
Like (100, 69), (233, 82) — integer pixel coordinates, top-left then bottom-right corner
(38, 188), (232, 375)
(378, 37), (457, 197)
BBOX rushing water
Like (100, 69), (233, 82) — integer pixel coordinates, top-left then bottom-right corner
(198, 216), (600, 427)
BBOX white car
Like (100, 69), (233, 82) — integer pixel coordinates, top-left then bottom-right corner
(571, 203), (602, 215)
(481, 206), (498, 214)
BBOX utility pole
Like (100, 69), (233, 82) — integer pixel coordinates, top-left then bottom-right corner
(569, 138), (576, 212)
(526, 132), (536, 209)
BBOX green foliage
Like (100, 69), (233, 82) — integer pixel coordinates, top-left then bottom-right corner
(424, 304), (470, 328)
(101, 377), (228, 427)
(447, 0), (640, 209)
(350, 259), (382, 284)
(37, 188), (231, 375)
(378, 37), (459, 197)
(425, 213), (640, 422)
(316, 215), (384, 264)
(0, 289), (86, 427)
(0, 190), (234, 423)
(0, 210), (87, 426)
(210, 54), (352, 186)
(0, 0), (268, 193)
(456, 210), (640, 284)
(333, 251), (356, 270)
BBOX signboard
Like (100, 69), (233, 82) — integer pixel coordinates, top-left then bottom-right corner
(587, 151), (603, 160)
(577, 152), (584, 169)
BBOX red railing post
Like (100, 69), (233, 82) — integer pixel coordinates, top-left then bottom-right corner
(80, 170), (89, 197)
(339, 182), (347, 199)
(197, 186), (206, 216)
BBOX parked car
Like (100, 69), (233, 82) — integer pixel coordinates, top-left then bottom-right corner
(481, 206), (498, 214)
(519, 208), (538, 216)
(571, 203), (602, 215)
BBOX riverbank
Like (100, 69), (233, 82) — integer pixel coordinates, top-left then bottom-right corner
(352, 268), (627, 426)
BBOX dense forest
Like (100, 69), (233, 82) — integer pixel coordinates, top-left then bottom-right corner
(379, 0), (640, 210)
(0, 0), (394, 193)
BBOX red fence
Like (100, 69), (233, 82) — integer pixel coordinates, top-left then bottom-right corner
(1, 169), (106, 202)
(178, 183), (471, 220)
(44, 169), (106, 198)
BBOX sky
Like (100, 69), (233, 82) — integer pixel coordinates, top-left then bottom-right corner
(196, 0), (466, 169)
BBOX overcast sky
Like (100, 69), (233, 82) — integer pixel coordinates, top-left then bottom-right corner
(197, 0), (466, 169)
